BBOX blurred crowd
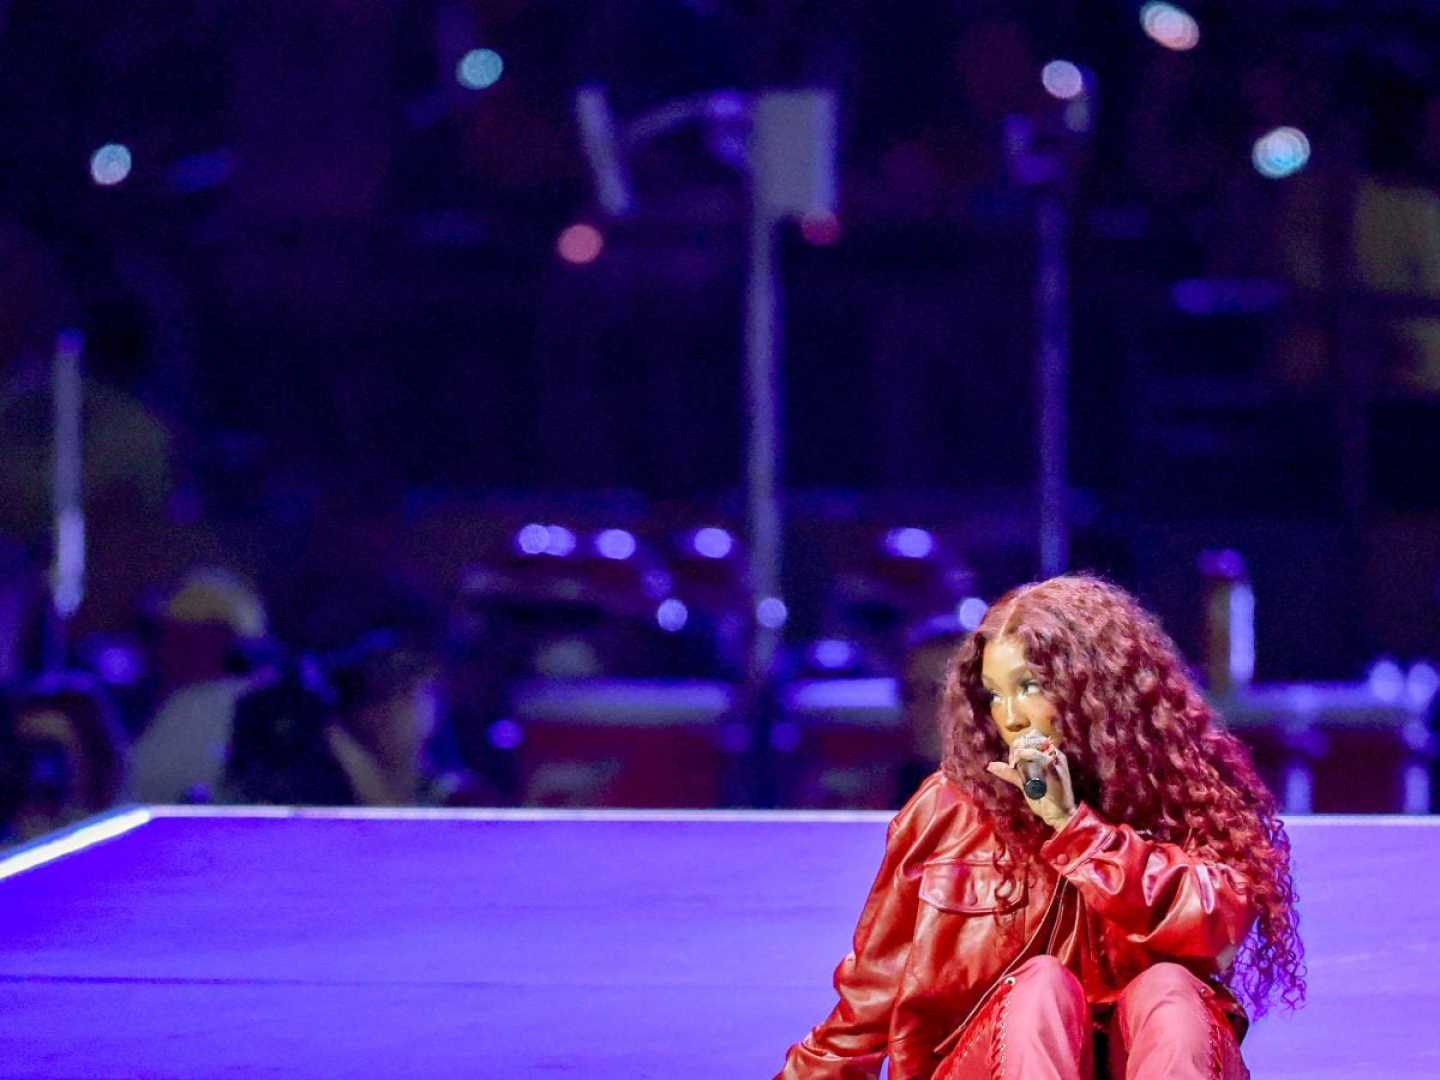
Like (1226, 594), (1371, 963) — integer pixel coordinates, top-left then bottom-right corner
(0, 513), (992, 843)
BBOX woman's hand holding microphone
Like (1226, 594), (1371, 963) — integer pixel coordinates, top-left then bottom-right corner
(986, 731), (1077, 831)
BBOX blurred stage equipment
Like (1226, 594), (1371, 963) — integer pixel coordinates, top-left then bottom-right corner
(48, 329), (86, 670)
(1006, 66), (1095, 576)
(510, 678), (738, 807)
(574, 85), (837, 800)
(1197, 559), (1435, 813)
(1199, 548), (1256, 695)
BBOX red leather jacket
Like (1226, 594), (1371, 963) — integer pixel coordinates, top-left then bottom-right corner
(778, 770), (1256, 1080)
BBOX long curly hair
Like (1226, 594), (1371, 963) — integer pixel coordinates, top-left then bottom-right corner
(940, 574), (1305, 1016)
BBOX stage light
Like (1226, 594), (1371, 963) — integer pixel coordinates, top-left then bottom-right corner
(1041, 60), (1085, 101)
(457, 49), (504, 90)
(516, 523), (549, 555)
(1409, 661), (1439, 708)
(884, 527), (935, 559)
(1368, 659), (1404, 702)
(90, 143), (132, 186)
(957, 597), (989, 631)
(545, 525), (577, 557)
(1140, 2), (1200, 51)
(757, 596), (788, 629)
(657, 598), (689, 632)
(595, 529), (637, 560)
(557, 223), (604, 264)
(800, 212), (842, 246)
(812, 639), (856, 670)
(692, 527), (734, 559)
(1252, 127), (1310, 179)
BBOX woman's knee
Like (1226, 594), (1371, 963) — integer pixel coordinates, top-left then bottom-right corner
(1116, 963), (1213, 1032)
(1122, 962), (1206, 1003)
(1011, 955), (1086, 1007)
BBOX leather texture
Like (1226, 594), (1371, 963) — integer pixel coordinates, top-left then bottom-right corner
(777, 770), (1256, 1080)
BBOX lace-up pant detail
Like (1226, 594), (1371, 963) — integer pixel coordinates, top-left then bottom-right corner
(935, 956), (1091, 1080)
(934, 959), (1248, 1080)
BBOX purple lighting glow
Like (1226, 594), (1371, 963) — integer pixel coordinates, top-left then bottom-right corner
(545, 525), (577, 557)
(811, 639), (856, 670)
(1368, 659), (1404, 702)
(692, 527), (734, 559)
(487, 718), (523, 750)
(884, 527), (934, 559)
(957, 597), (988, 631)
(756, 597), (788, 629)
(656, 598), (688, 632)
(595, 529), (636, 560)
(516, 523), (549, 555)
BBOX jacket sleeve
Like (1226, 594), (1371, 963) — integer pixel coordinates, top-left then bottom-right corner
(1039, 801), (1257, 968)
(775, 782), (939, 1079)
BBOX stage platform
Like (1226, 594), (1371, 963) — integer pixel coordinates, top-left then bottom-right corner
(2, 805), (1436, 1078)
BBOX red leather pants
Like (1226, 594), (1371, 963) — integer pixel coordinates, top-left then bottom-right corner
(933, 956), (1249, 1080)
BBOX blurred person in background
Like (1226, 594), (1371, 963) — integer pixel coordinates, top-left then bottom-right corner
(1350, 66), (1440, 395)
(130, 568), (269, 803)
(2, 674), (127, 843)
(222, 664), (352, 806)
(325, 632), (444, 806)
(225, 632), (489, 807)
(894, 616), (969, 806)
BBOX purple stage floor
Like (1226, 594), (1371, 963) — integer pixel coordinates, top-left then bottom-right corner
(2, 806), (1437, 1078)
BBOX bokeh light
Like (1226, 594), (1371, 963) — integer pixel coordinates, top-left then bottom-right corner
(557, 223), (604, 265)
(1140, 2), (1200, 50)
(656, 598), (689, 632)
(692, 527), (734, 559)
(456, 48), (504, 90)
(545, 525), (576, 557)
(957, 597), (989, 631)
(90, 143), (132, 186)
(812, 639), (856, 670)
(1368, 658), (1404, 702)
(1252, 126), (1310, 179)
(885, 527), (935, 559)
(516, 523), (549, 555)
(595, 528), (637, 560)
(756, 596), (788, 629)
(1041, 60), (1085, 101)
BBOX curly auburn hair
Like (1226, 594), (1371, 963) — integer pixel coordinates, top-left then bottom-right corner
(940, 574), (1305, 1016)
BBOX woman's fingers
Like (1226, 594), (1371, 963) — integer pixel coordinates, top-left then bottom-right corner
(986, 761), (1022, 788)
(1010, 747), (1051, 772)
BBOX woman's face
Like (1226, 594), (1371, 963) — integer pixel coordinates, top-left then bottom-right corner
(980, 635), (1057, 748)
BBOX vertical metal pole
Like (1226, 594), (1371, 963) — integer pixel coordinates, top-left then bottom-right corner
(745, 208), (782, 683)
(1035, 194), (1069, 577)
(49, 328), (86, 670)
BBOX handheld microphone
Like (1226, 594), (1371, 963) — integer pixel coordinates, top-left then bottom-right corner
(1016, 731), (1050, 799)
(1021, 761), (1048, 800)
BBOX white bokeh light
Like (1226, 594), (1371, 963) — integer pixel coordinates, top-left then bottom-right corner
(90, 143), (132, 186)
(1252, 127), (1310, 179)
(595, 528), (637, 560)
(1140, 2), (1200, 51)
(1041, 60), (1085, 101)
(457, 49), (504, 90)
